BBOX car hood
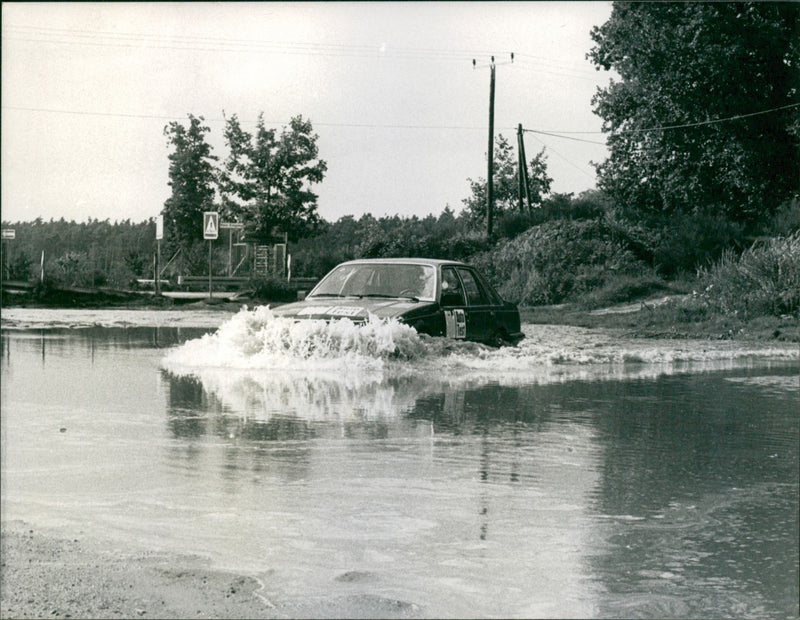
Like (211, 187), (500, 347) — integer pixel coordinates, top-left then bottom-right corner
(271, 297), (435, 321)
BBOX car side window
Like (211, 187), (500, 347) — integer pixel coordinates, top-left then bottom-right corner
(440, 267), (466, 306)
(475, 271), (503, 305)
(457, 268), (489, 306)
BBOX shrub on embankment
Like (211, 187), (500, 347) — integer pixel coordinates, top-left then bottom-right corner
(470, 219), (660, 306)
(471, 220), (798, 330)
(696, 231), (800, 318)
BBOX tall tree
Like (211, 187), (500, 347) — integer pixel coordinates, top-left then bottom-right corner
(219, 113), (327, 241)
(463, 135), (552, 230)
(162, 115), (218, 248)
(589, 2), (800, 229)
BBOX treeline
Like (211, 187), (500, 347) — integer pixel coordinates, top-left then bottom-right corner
(289, 190), (610, 277)
(0, 190), (603, 287)
(2, 189), (798, 317)
(1, 217), (156, 287)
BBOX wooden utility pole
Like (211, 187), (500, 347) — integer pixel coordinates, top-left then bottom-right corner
(517, 124), (525, 214)
(487, 58), (496, 237)
(517, 124), (532, 213)
(474, 53), (513, 238)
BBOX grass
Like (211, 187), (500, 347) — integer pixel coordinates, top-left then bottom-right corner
(522, 296), (798, 342)
(519, 231), (799, 342)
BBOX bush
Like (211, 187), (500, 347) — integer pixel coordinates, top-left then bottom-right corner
(31, 276), (59, 299)
(106, 262), (136, 289)
(6, 251), (33, 281)
(764, 198), (800, 237)
(651, 212), (747, 276)
(697, 231), (800, 317)
(248, 275), (296, 302)
(290, 247), (351, 278)
(470, 219), (651, 306)
(54, 251), (92, 287)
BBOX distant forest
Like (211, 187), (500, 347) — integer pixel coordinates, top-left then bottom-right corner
(0, 190), (607, 288)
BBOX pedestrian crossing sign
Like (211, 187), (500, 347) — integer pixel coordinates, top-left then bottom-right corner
(203, 212), (219, 240)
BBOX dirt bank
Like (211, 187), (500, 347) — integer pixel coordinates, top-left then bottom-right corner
(0, 526), (277, 619)
(0, 524), (421, 619)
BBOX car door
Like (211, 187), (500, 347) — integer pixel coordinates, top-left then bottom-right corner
(440, 266), (468, 339)
(456, 267), (492, 341)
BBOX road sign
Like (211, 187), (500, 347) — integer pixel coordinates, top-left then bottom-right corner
(203, 212), (219, 240)
(1, 229), (15, 240)
(155, 215), (164, 240)
(220, 222), (244, 230)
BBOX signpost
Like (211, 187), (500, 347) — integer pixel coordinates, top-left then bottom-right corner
(203, 212), (219, 299)
(155, 216), (163, 296)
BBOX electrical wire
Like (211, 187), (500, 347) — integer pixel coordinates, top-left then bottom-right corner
(0, 104), (499, 130)
(518, 102), (800, 143)
(523, 128), (607, 145)
(525, 134), (597, 182)
(2, 23), (605, 82)
(609, 102), (800, 135)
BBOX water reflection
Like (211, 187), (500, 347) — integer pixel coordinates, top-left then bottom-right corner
(1, 326), (214, 367)
(586, 373), (799, 618)
(2, 321), (797, 618)
(160, 358), (799, 617)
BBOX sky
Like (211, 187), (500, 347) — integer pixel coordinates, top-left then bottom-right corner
(2, 2), (615, 225)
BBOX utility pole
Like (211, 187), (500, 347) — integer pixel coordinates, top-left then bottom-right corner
(487, 58), (496, 237)
(517, 124), (532, 213)
(474, 53), (513, 238)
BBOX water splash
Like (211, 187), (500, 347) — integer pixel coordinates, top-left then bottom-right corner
(163, 306), (798, 378)
(160, 306), (799, 423)
(163, 305), (427, 372)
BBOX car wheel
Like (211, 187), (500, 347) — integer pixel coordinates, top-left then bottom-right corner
(489, 330), (512, 348)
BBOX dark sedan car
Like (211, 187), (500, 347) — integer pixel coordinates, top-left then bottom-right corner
(272, 258), (524, 346)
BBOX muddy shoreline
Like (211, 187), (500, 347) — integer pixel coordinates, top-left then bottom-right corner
(0, 523), (421, 619)
(0, 524), (278, 619)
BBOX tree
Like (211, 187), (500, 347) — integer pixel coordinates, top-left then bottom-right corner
(462, 135), (552, 231)
(219, 113), (327, 242)
(589, 2), (800, 230)
(162, 115), (218, 249)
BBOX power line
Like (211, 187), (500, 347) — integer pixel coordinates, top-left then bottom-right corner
(523, 128), (607, 145)
(526, 133), (597, 182)
(16, 101), (791, 142)
(2, 23), (498, 62)
(511, 58), (601, 82)
(610, 102), (800, 135)
(1, 105), (179, 122)
(0, 104), (505, 131)
(517, 102), (800, 141)
(2, 23), (504, 59)
(2, 23), (604, 82)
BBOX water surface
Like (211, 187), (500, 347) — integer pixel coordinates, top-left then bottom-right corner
(2, 308), (797, 618)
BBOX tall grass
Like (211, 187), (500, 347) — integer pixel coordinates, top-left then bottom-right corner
(698, 231), (800, 317)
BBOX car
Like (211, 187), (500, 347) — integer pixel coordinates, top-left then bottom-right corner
(271, 258), (524, 346)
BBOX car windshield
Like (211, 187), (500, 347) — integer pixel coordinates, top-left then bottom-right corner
(310, 263), (436, 301)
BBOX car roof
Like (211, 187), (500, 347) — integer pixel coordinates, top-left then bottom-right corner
(336, 258), (469, 268)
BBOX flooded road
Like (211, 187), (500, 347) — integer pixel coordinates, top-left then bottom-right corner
(2, 308), (798, 618)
